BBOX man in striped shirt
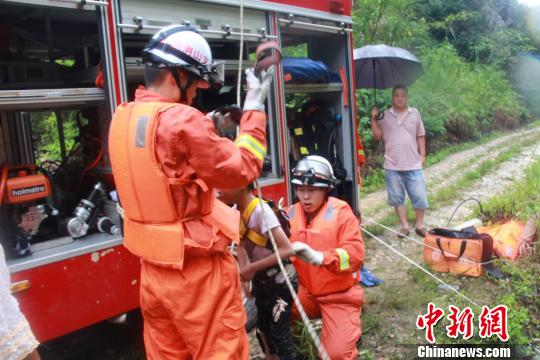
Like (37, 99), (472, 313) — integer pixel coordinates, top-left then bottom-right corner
(371, 84), (428, 238)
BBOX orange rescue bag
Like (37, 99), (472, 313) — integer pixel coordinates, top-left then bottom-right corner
(424, 228), (494, 277)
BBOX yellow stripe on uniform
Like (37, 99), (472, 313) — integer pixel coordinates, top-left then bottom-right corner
(235, 134), (266, 161)
(300, 146), (309, 155)
(335, 248), (350, 271)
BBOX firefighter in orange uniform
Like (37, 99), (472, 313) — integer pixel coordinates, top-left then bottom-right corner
(288, 156), (365, 360)
(108, 25), (274, 360)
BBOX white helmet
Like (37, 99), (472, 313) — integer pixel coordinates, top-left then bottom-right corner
(142, 25), (224, 87)
(291, 155), (336, 188)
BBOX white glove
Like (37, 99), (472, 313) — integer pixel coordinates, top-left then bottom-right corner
(292, 242), (324, 266)
(243, 66), (275, 112)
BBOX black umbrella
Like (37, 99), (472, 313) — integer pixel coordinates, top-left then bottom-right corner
(353, 44), (424, 104)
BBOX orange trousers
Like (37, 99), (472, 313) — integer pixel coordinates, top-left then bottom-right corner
(294, 285), (364, 360)
(140, 252), (248, 360)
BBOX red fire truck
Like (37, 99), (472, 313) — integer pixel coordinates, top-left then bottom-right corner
(0, 0), (362, 342)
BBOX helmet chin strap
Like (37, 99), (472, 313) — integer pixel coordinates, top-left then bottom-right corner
(168, 66), (195, 104)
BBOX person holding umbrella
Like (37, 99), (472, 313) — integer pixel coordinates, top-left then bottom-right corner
(354, 44), (428, 238)
(371, 84), (428, 238)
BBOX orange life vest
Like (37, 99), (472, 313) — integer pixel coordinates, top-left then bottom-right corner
(289, 197), (355, 296)
(108, 101), (240, 266)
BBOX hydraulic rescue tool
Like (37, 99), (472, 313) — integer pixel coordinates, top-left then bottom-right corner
(0, 164), (58, 257)
(66, 182), (105, 239)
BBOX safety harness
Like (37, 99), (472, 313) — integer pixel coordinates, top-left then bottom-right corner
(240, 198), (268, 247)
(240, 197), (291, 248)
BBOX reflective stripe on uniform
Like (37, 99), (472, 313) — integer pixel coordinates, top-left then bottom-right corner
(300, 147), (309, 155)
(335, 248), (350, 271)
(235, 134), (266, 161)
(294, 128), (303, 136)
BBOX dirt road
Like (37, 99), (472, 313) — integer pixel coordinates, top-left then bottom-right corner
(361, 126), (540, 359)
(360, 125), (540, 220)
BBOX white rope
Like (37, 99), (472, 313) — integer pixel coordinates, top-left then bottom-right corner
(236, 0), (244, 107)
(363, 216), (493, 266)
(233, 1), (328, 357)
(360, 225), (479, 307)
(255, 180), (330, 360)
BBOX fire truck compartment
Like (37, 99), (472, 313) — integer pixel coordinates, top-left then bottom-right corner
(0, 2), (102, 90)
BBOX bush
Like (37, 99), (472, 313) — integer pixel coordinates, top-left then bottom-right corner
(409, 44), (525, 141)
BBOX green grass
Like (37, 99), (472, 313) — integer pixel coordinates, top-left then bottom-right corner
(477, 156), (540, 231)
(430, 157), (540, 354)
(361, 168), (385, 193)
(293, 321), (320, 359)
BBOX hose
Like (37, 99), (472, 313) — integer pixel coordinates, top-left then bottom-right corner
(76, 138), (104, 193)
(446, 198), (483, 229)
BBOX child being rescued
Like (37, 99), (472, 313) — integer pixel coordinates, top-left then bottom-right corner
(289, 155), (365, 360)
(218, 184), (305, 360)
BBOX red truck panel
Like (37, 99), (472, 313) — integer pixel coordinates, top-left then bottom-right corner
(11, 246), (140, 342)
(261, 181), (288, 206)
(263, 0), (351, 16)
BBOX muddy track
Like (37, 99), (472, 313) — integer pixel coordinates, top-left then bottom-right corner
(361, 135), (540, 359)
(361, 125), (540, 220)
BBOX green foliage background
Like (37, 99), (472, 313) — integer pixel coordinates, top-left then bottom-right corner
(30, 111), (80, 165)
(353, 0), (540, 176)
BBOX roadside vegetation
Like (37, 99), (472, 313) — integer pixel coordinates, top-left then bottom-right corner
(478, 155), (540, 231)
(353, 0), (540, 186)
(293, 1), (540, 358)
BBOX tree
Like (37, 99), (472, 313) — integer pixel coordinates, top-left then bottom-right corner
(352, 0), (431, 49)
(413, 0), (535, 68)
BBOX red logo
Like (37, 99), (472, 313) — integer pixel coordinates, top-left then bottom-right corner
(446, 305), (474, 340)
(416, 303), (445, 343)
(479, 305), (509, 342)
